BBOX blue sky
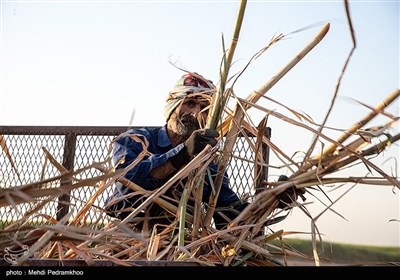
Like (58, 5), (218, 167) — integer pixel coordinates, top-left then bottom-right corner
(1, 0), (399, 247)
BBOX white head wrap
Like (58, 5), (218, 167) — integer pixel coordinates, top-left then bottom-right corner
(164, 72), (216, 121)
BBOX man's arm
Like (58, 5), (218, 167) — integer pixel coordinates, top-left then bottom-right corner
(113, 130), (182, 190)
(149, 160), (178, 179)
(114, 128), (219, 187)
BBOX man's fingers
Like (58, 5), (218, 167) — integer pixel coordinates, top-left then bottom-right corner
(201, 129), (219, 138)
(201, 137), (217, 147)
(196, 129), (219, 147)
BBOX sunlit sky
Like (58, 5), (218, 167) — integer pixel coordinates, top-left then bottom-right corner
(1, 0), (399, 247)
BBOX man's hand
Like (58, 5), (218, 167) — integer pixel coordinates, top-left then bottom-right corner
(276, 175), (306, 209)
(171, 128), (219, 169)
(184, 128), (219, 156)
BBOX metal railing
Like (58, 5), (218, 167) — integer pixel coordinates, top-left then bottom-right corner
(0, 126), (270, 225)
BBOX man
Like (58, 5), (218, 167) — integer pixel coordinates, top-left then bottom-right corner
(104, 72), (248, 230)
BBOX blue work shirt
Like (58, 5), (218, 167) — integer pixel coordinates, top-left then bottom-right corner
(105, 125), (242, 217)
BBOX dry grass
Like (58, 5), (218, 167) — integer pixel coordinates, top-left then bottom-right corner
(0, 0), (398, 267)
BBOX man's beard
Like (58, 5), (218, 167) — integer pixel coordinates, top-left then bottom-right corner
(174, 115), (201, 138)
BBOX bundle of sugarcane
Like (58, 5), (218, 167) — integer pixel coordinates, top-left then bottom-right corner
(0, 0), (398, 267)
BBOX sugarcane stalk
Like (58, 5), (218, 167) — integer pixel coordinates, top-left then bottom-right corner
(207, 0), (247, 130)
(113, 162), (200, 227)
(192, 0), (247, 237)
(344, 0), (357, 47)
(323, 133), (399, 183)
(16, 212), (72, 265)
(0, 133), (21, 181)
(303, 0), (358, 169)
(303, 89), (399, 170)
(0, 171), (117, 208)
(294, 177), (398, 187)
(200, 0), (247, 236)
(203, 22), (330, 231)
(290, 132), (400, 190)
(178, 188), (188, 248)
(191, 173), (206, 240)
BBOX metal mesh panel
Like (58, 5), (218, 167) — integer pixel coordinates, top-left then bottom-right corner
(0, 126), (269, 226)
(226, 133), (256, 200)
(70, 134), (116, 224)
(0, 133), (64, 224)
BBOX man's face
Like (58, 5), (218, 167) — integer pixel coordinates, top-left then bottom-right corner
(168, 96), (211, 138)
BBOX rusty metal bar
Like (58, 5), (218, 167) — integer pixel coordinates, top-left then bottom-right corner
(56, 132), (77, 221)
(0, 126), (158, 136)
(262, 127), (271, 181)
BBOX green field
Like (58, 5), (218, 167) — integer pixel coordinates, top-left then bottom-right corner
(277, 238), (400, 265)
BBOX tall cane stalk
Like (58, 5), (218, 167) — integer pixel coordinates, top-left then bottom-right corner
(199, 0), (247, 237)
(206, 0), (247, 130)
(294, 89), (400, 177)
(203, 23), (330, 231)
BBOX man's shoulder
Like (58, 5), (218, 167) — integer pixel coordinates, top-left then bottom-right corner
(119, 126), (162, 139)
(127, 126), (155, 133)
